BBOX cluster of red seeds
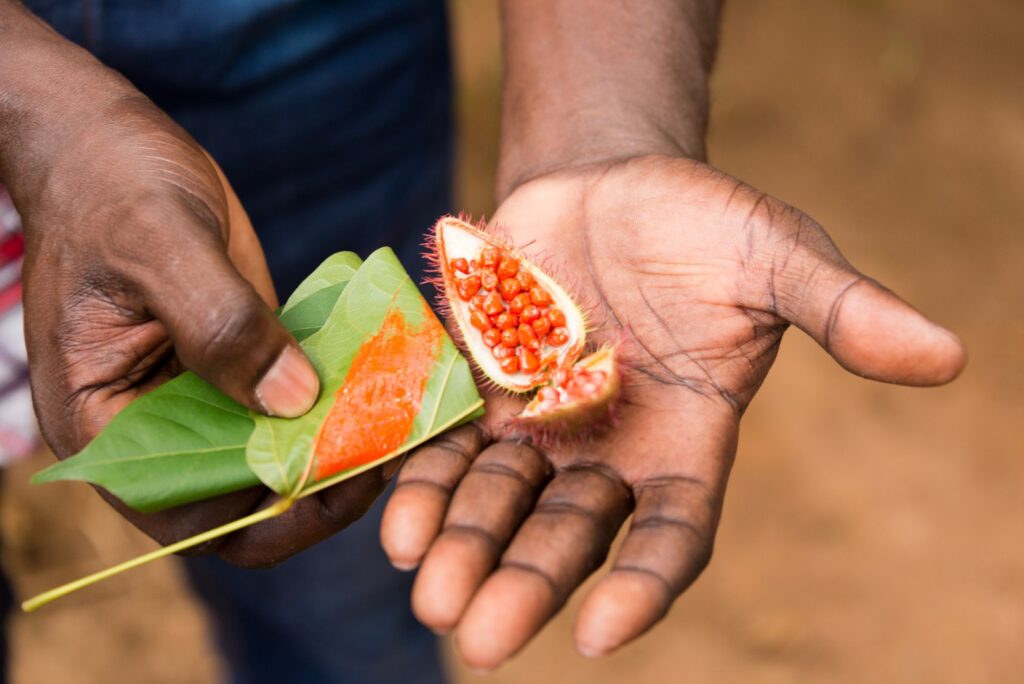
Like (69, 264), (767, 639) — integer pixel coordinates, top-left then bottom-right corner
(533, 366), (609, 411)
(450, 245), (570, 376)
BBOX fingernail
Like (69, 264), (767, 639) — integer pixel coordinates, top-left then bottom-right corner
(576, 642), (607, 659)
(256, 346), (320, 417)
(391, 559), (420, 572)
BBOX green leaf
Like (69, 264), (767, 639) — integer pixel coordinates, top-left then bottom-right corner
(278, 252), (362, 341)
(281, 252), (362, 313)
(21, 248), (484, 611)
(31, 373), (258, 513)
(247, 247), (484, 497)
(32, 252), (362, 512)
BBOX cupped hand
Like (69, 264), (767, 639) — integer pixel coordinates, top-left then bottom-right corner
(13, 80), (386, 566)
(381, 155), (965, 668)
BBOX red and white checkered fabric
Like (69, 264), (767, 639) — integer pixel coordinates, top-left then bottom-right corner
(0, 185), (38, 464)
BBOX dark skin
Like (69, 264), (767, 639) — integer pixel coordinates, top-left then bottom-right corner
(379, 0), (967, 671)
(2, 0), (964, 667)
(0, 2), (386, 566)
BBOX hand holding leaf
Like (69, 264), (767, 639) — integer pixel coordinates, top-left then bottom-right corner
(25, 249), (483, 610)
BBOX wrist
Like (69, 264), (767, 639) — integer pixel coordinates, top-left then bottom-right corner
(496, 108), (708, 201)
(494, 0), (718, 201)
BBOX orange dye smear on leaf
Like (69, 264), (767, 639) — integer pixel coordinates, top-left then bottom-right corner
(313, 303), (443, 480)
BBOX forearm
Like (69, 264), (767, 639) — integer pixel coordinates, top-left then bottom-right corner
(0, 1), (132, 199)
(497, 0), (722, 199)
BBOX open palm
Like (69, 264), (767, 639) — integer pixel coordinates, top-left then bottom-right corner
(382, 155), (965, 669)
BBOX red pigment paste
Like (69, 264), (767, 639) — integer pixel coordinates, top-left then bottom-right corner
(313, 303), (443, 480)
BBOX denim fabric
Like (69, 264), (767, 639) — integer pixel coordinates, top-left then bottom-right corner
(184, 492), (446, 684)
(23, 2), (453, 682)
(27, 0), (453, 295)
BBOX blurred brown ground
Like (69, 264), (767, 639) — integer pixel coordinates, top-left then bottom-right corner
(3, 0), (1022, 682)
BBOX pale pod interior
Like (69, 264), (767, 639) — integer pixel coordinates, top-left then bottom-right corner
(436, 217), (586, 392)
(520, 347), (619, 419)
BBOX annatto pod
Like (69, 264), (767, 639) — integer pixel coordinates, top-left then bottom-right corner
(511, 347), (620, 443)
(430, 215), (620, 440)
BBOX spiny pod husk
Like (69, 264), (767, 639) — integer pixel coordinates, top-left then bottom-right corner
(430, 215), (586, 392)
(510, 347), (620, 444)
(429, 215), (621, 442)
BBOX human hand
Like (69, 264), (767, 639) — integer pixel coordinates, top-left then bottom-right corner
(1, 13), (387, 566)
(381, 155), (965, 667)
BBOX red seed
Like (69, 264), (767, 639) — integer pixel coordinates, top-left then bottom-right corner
(482, 328), (501, 347)
(547, 308), (566, 327)
(480, 246), (501, 268)
(516, 270), (535, 290)
(480, 269), (499, 291)
(497, 257), (519, 280)
(493, 344), (514, 360)
(482, 292), (504, 316)
(469, 310), (492, 332)
(495, 312), (518, 329)
(500, 328), (519, 348)
(499, 277), (521, 301)
(509, 293), (531, 314)
(518, 347), (540, 373)
(456, 275), (481, 300)
(547, 327), (569, 346)
(531, 315), (552, 337)
(538, 386), (559, 403)
(589, 370), (607, 384)
(517, 323), (540, 350)
(500, 356), (520, 374)
(520, 305), (541, 323)
(450, 257), (469, 274)
(552, 369), (571, 387)
(530, 286), (552, 307)
(471, 293), (486, 311)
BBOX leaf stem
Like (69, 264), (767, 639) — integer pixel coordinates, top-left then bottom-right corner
(21, 498), (294, 612)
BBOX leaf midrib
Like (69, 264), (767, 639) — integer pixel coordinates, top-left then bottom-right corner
(47, 444), (245, 470)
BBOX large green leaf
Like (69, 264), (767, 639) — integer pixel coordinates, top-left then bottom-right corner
(247, 248), (484, 497)
(32, 253), (362, 512)
(31, 373), (258, 513)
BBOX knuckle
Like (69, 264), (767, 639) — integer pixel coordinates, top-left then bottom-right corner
(473, 441), (551, 483)
(189, 293), (267, 367)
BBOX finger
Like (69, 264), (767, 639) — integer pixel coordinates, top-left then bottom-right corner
(410, 441), (551, 632)
(216, 467), (387, 568)
(766, 212), (966, 386)
(206, 152), (279, 308)
(143, 215), (319, 418)
(380, 423), (487, 569)
(573, 474), (723, 658)
(453, 467), (632, 672)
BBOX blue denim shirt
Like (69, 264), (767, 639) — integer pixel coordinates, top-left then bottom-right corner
(27, 0), (454, 296)
(17, 4), (454, 683)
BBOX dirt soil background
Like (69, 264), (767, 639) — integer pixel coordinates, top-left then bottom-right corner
(3, 0), (1022, 682)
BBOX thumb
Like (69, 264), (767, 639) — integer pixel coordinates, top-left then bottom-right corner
(147, 241), (320, 418)
(769, 224), (966, 386)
